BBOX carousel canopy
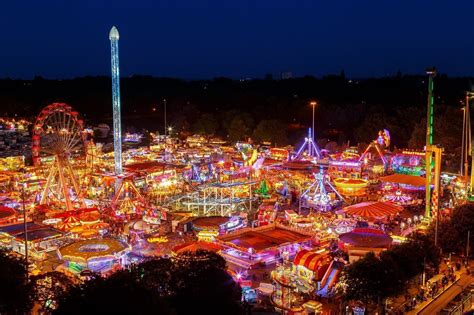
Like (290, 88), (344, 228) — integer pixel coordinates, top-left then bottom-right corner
(0, 206), (16, 219)
(344, 201), (402, 219)
(293, 250), (329, 272)
(192, 216), (229, 230)
(339, 228), (393, 248)
(172, 241), (222, 254)
(282, 160), (315, 170)
(59, 238), (129, 263)
(380, 174), (426, 187)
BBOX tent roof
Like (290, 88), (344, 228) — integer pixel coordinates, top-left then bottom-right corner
(380, 174), (426, 187)
(344, 201), (402, 218)
(293, 250), (329, 272)
(339, 228), (393, 248)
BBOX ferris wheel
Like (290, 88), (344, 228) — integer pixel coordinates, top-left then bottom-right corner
(32, 103), (86, 210)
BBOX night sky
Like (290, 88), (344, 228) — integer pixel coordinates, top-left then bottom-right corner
(1, 0), (473, 79)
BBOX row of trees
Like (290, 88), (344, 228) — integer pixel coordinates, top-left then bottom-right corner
(0, 250), (243, 314)
(342, 203), (474, 311)
(341, 233), (441, 311)
(436, 204), (474, 255)
(1, 75), (469, 151)
(190, 111), (288, 146)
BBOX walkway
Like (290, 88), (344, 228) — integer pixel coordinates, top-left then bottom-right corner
(407, 271), (473, 314)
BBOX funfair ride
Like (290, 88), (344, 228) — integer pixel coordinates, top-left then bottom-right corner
(32, 103), (86, 211)
(300, 169), (345, 211)
(359, 129), (390, 168)
(292, 128), (321, 160)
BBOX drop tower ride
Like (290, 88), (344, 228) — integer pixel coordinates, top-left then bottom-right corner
(109, 26), (123, 176)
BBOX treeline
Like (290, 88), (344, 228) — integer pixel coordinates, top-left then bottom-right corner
(0, 74), (471, 150)
(0, 249), (244, 314)
(342, 203), (474, 312)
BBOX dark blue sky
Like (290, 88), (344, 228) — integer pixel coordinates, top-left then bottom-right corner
(1, 0), (473, 79)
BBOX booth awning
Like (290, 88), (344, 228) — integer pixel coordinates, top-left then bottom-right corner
(293, 250), (327, 272)
(344, 201), (402, 218)
(380, 174), (426, 187)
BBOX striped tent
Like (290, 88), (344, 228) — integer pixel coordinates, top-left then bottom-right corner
(63, 215), (80, 225)
(57, 222), (73, 231)
(343, 201), (402, 219)
(293, 250), (328, 272)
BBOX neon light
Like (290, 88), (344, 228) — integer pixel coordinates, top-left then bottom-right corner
(110, 26), (122, 175)
(329, 160), (361, 167)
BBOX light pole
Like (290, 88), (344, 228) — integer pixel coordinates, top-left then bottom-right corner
(467, 230), (470, 266)
(310, 101), (317, 142)
(163, 99), (167, 138)
(21, 183), (28, 277)
(462, 92), (473, 180)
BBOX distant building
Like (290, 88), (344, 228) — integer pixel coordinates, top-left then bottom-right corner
(280, 71), (293, 80)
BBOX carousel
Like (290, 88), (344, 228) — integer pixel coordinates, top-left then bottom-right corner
(58, 238), (130, 273)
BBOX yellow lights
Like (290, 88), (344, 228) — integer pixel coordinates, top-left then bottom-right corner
(401, 150), (425, 156)
(310, 101), (317, 107)
(147, 236), (168, 243)
(333, 178), (368, 196)
(333, 178), (369, 189)
(197, 230), (219, 242)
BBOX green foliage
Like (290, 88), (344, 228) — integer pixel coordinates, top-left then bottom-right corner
(437, 203), (474, 254)
(342, 252), (387, 304)
(31, 271), (75, 313)
(408, 105), (462, 172)
(0, 249), (34, 314)
(55, 270), (169, 314)
(54, 250), (242, 315)
(256, 180), (270, 196)
(252, 119), (288, 146)
(227, 113), (254, 142)
(341, 233), (440, 306)
(192, 113), (218, 136)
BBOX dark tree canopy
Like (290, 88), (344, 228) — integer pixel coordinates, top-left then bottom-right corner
(31, 271), (75, 313)
(54, 250), (242, 315)
(253, 119), (288, 146)
(437, 203), (474, 254)
(341, 233), (440, 309)
(0, 249), (34, 314)
(1, 75), (469, 154)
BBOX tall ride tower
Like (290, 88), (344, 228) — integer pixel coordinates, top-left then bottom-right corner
(425, 67), (436, 219)
(109, 26), (122, 176)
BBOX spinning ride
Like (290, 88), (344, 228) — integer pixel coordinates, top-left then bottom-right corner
(32, 103), (86, 210)
(300, 170), (345, 211)
(359, 129), (390, 167)
(292, 128), (321, 160)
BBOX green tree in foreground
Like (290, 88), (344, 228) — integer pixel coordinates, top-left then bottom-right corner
(252, 119), (288, 146)
(341, 233), (440, 311)
(31, 271), (75, 313)
(0, 249), (34, 314)
(54, 250), (242, 315)
(192, 113), (219, 136)
(437, 203), (474, 254)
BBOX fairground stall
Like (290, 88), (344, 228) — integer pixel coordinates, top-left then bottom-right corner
(217, 223), (314, 269)
(339, 227), (393, 262)
(58, 238), (130, 274)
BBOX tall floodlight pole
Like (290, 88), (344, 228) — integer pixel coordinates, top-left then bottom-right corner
(310, 101), (317, 145)
(164, 98), (167, 138)
(425, 68), (436, 219)
(109, 26), (122, 176)
(461, 92), (472, 178)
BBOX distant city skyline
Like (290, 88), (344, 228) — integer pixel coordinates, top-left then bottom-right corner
(0, 1), (473, 79)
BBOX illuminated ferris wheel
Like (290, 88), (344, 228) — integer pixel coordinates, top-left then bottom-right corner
(32, 103), (86, 210)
